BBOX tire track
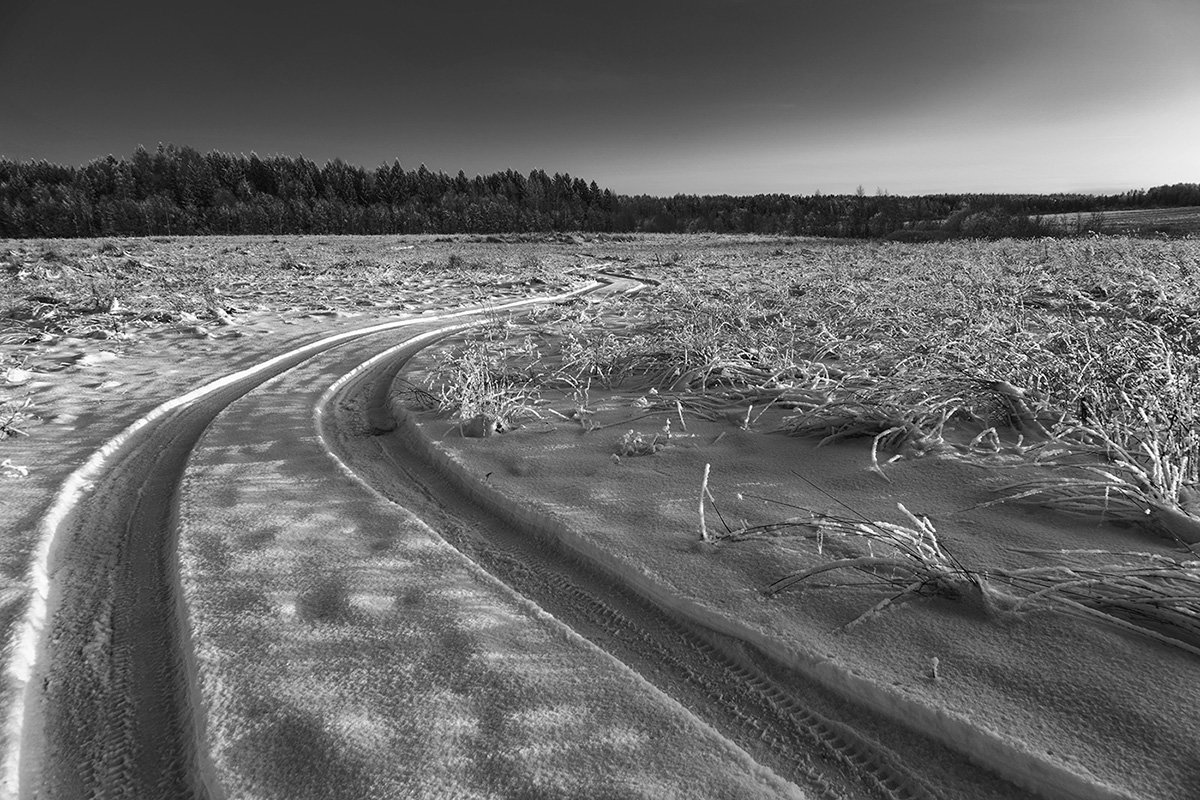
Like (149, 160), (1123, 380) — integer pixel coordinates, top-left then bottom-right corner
(327, 298), (1142, 800)
(2, 283), (601, 800)
(318, 320), (1024, 800)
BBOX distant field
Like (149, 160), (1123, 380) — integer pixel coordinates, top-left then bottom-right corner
(1040, 205), (1200, 235)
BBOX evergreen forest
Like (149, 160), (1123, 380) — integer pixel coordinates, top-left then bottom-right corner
(3, 144), (1198, 240)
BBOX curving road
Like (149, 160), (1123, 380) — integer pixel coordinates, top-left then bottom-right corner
(4, 274), (1042, 799)
(3, 281), (602, 799)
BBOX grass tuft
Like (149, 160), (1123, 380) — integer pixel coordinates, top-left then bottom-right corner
(729, 498), (1200, 656)
(424, 321), (548, 434)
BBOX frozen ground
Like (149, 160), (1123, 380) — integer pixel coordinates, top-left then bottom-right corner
(3, 234), (1198, 799)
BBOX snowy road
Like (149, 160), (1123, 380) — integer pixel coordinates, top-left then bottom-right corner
(6, 274), (1032, 799)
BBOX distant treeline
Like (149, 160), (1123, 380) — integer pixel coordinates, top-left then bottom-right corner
(2, 144), (1197, 240)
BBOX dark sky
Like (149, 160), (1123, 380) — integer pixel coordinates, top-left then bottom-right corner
(2, 0), (1198, 195)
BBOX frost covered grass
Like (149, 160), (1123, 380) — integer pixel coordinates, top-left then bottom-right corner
(428, 235), (1200, 538)
(0, 396), (31, 440)
(748, 503), (992, 629)
(981, 417), (1200, 546)
(416, 235), (1200, 652)
(972, 316), (1200, 543)
(721, 500), (1200, 657)
(0, 234), (579, 346)
(422, 319), (550, 434)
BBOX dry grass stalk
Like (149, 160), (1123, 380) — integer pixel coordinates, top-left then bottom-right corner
(0, 396), (32, 440)
(737, 501), (1200, 656)
(979, 415), (1200, 547)
(754, 504), (993, 630)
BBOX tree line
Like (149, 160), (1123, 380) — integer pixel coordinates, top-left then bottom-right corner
(1, 144), (1196, 240)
